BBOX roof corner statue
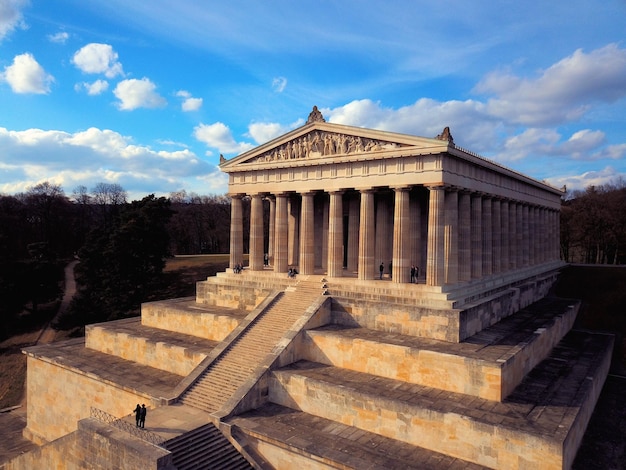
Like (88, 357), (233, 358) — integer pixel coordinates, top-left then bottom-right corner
(306, 105), (326, 124)
(435, 126), (454, 145)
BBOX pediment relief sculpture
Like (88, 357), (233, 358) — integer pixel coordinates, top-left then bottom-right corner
(245, 130), (409, 164)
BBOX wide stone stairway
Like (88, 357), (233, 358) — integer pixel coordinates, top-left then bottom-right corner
(179, 278), (324, 413)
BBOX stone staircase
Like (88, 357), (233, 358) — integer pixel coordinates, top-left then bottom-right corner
(164, 423), (252, 470)
(179, 277), (324, 413)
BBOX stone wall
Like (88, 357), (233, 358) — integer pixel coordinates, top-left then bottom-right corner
(86, 320), (207, 377)
(141, 299), (241, 340)
(24, 356), (148, 444)
(7, 419), (173, 470)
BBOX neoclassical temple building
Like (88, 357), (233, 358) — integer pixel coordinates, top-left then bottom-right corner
(223, 107), (563, 326)
(8, 108), (612, 470)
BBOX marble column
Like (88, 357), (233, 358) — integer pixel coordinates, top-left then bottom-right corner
(510, 201), (518, 270)
(392, 187), (410, 283)
(358, 189), (376, 280)
(522, 204), (530, 267)
(229, 194), (243, 269)
(299, 192), (315, 275)
(249, 193), (264, 271)
(273, 193), (288, 273)
(268, 196), (275, 265)
(288, 196), (300, 267)
(426, 186), (445, 286)
(410, 191), (422, 281)
(458, 191), (471, 282)
(321, 197), (329, 271)
(492, 198), (502, 274)
(516, 203), (524, 269)
(501, 200), (510, 272)
(444, 188), (459, 285)
(482, 196), (492, 276)
(347, 195), (359, 273)
(327, 191), (344, 277)
(471, 193), (483, 279)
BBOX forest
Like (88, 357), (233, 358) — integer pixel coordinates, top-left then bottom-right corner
(0, 179), (625, 340)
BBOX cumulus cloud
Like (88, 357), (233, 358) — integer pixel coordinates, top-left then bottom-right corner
(194, 122), (254, 155)
(0, 126), (219, 198)
(1, 53), (54, 94)
(272, 76), (287, 93)
(0, 0), (28, 42)
(75, 79), (109, 95)
(113, 78), (166, 110)
(474, 44), (626, 126)
(546, 166), (623, 192)
(47, 31), (69, 44)
(176, 90), (202, 111)
(248, 122), (290, 144)
(72, 43), (124, 78)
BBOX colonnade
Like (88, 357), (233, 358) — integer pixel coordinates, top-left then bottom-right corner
(229, 185), (560, 287)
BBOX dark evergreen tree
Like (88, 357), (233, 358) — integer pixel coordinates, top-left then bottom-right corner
(66, 195), (173, 325)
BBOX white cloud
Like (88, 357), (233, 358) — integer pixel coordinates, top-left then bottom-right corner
(113, 78), (166, 110)
(0, 0), (28, 42)
(75, 79), (109, 95)
(194, 122), (254, 155)
(1, 53), (54, 94)
(272, 76), (287, 93)
(176, 90), (202, 111)
(247, 122), (289, 144)
(475, 44), (626, 126)
(47, 31), (69, 44)
(546, 166), (625, 192)
(0, 126), (220, 199)
(72, 43), (124, 78)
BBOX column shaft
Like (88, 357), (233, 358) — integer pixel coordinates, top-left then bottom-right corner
(347, 195), (359, 272)
(268, 197), (275, 265)
(249, 194), (264, 271)
(358, 190), (376, 280)
(273, 194), (288, 273)
(501, 200), (510, 272)
(471, 194), (483, 279)
(229, 195), (243, 269)
(327, 191), (344, 277)
(482, 197), (493, 276)
(392, 187), (410, 283)
(299, 192), (315, 274)
(426, 186), (445, 286)
(444, 189), (459, 284)
(458, 192), (471, 282)
(492, 199), (502, 273)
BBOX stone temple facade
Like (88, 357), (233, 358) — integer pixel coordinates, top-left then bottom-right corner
(8, 108), (613, 469)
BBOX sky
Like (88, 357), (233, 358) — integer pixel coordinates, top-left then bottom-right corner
(1, 0), (626, 201)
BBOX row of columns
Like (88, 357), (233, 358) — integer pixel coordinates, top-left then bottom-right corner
(229, 186), (560, 287)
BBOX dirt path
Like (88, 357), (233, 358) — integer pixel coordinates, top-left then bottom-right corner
(36, 259), (78, 345)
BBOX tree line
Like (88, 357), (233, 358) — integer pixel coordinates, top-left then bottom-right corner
(0, 182), (236, 338)
(561, 180), (626, 265)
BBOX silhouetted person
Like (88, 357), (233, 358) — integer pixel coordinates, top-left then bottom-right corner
(139, 404), (147, 428)
(133, 404), (141, 427)
(379, 262), (384, 279)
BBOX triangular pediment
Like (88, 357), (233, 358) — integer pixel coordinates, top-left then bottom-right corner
(220, 121), (450, 171)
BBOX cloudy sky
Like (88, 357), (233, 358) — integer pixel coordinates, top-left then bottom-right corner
(1, 1), (626, 200)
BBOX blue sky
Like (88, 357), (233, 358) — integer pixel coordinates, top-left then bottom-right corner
(1, 0), (626, 200)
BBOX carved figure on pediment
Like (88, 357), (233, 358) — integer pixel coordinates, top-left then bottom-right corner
(323, 133), (335, 155)
(306, 105), (325, 124)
